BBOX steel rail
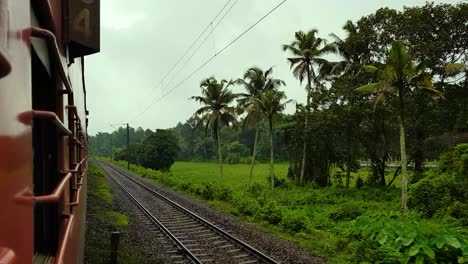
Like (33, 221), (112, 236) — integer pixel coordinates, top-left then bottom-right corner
(100, 163), (202, 264)
(102, 161), (279, 264)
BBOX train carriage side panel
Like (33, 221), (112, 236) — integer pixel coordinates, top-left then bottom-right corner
(0, 0), (33, 263)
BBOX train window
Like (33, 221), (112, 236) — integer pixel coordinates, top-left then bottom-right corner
(31, 48), (61, 256)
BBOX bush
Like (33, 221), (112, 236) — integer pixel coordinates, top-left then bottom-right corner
(355, 177), (364, 189)
(281, 210), (309, 232)
(246, 183), (266, 197)
(409, 144), (468, 220)
(273, 176), (289, 188)
(234, 196), (261, 217)
(212, 184), (233, 201)
(200, 183), (233, 201)
(261, 201), (284, 225)
(329, 203), (363, 221)
(349, 217), (468, 263)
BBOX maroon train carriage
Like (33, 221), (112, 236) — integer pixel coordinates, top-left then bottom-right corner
(0, 0), (100, 263)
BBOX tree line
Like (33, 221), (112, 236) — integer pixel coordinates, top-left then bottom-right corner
(90, 3), (467, 213)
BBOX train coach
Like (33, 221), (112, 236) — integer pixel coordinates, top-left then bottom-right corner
(0, 0), (100, 263)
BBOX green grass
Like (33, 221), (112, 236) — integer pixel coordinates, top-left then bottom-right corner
(170, 161), (289, 189)
(172, 161), (403, 189)
(88, 165), (113, 203)
(85, 163), (148, 263)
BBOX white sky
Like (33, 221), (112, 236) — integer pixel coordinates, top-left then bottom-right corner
(86, 0), (459, 135)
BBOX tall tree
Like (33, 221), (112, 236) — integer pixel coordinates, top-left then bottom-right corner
(236, 66), (285, 185)
(249, 90), (290, 189)
(190, 77), (238, 181)
(356, 41), (442, 212)
(282, 29), (335, 184)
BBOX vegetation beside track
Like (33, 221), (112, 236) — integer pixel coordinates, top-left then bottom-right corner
(84, 163), (145, 264)
(104, 157), (468, 264)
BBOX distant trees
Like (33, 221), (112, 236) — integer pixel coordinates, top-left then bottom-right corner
(140, 129), (180, 171)
(114, 129), (179, 171)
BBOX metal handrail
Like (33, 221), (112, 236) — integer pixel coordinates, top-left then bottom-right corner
(34, 173), (72, 203)
(33, 110), (72, 135)
(30, 27), (72, 94)
(54, 214), (74, 264)
(17, 110), (71, 135)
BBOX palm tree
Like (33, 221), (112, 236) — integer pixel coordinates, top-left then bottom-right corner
(356, 41), (443, 212)
(326, 20), (369, 76)
(236, 66), (285, 185)
(190, 77), (238, 181)
(282, 29), (335, 184)
(249, 90), (291, 189)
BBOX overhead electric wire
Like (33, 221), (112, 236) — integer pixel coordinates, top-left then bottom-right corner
(151, 0), (232, 95)
(130, 0), (288, 123)
(160, 0), (240, 93)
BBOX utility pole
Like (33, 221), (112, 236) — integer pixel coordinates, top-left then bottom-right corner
(110, 135), (112, 160)
(126, 123), (130, 169)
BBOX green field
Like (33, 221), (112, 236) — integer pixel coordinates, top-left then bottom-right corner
(170, 161), (401, 189)
(170, 161), (289, 188)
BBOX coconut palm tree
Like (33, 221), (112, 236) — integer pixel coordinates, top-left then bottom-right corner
(190, 77), (238, 181)
(282, 29), (335, 184)
(249, 90), (291, 189)
(236, 66), (285, 185)
(326, 20), (369, 76)
(356, 40), (443, 212)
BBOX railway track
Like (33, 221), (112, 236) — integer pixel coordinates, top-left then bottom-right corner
(98, 161), (279, 264)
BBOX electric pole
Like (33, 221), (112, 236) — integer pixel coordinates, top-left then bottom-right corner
(126, 123), (130, 169)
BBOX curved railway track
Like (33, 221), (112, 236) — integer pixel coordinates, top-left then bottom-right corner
(98, 161), (280, 264)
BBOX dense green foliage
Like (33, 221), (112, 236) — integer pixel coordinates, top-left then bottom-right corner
(409, 144), (468, 224)
(113, 129), (180, 171)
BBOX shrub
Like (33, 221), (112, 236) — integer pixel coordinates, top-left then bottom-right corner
(234, 196), (261, 217)
(188, 183), (206, 197)
(281, 210), (309, 232)
(200, 183), (215, 200)
(355, 177), (364, 189)
(212, 184), (233, 201)
(409, 143), (468, 220)
(199, 183), (233, 201)
(329, 203), (363, 221)
(261, 201), (284, 225)
(246, 183), (266, 197)
(273, 176), (289, 188)
(349, 217), (468, 263)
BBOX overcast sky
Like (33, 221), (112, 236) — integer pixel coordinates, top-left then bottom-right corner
(86, 0), (458, 135)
